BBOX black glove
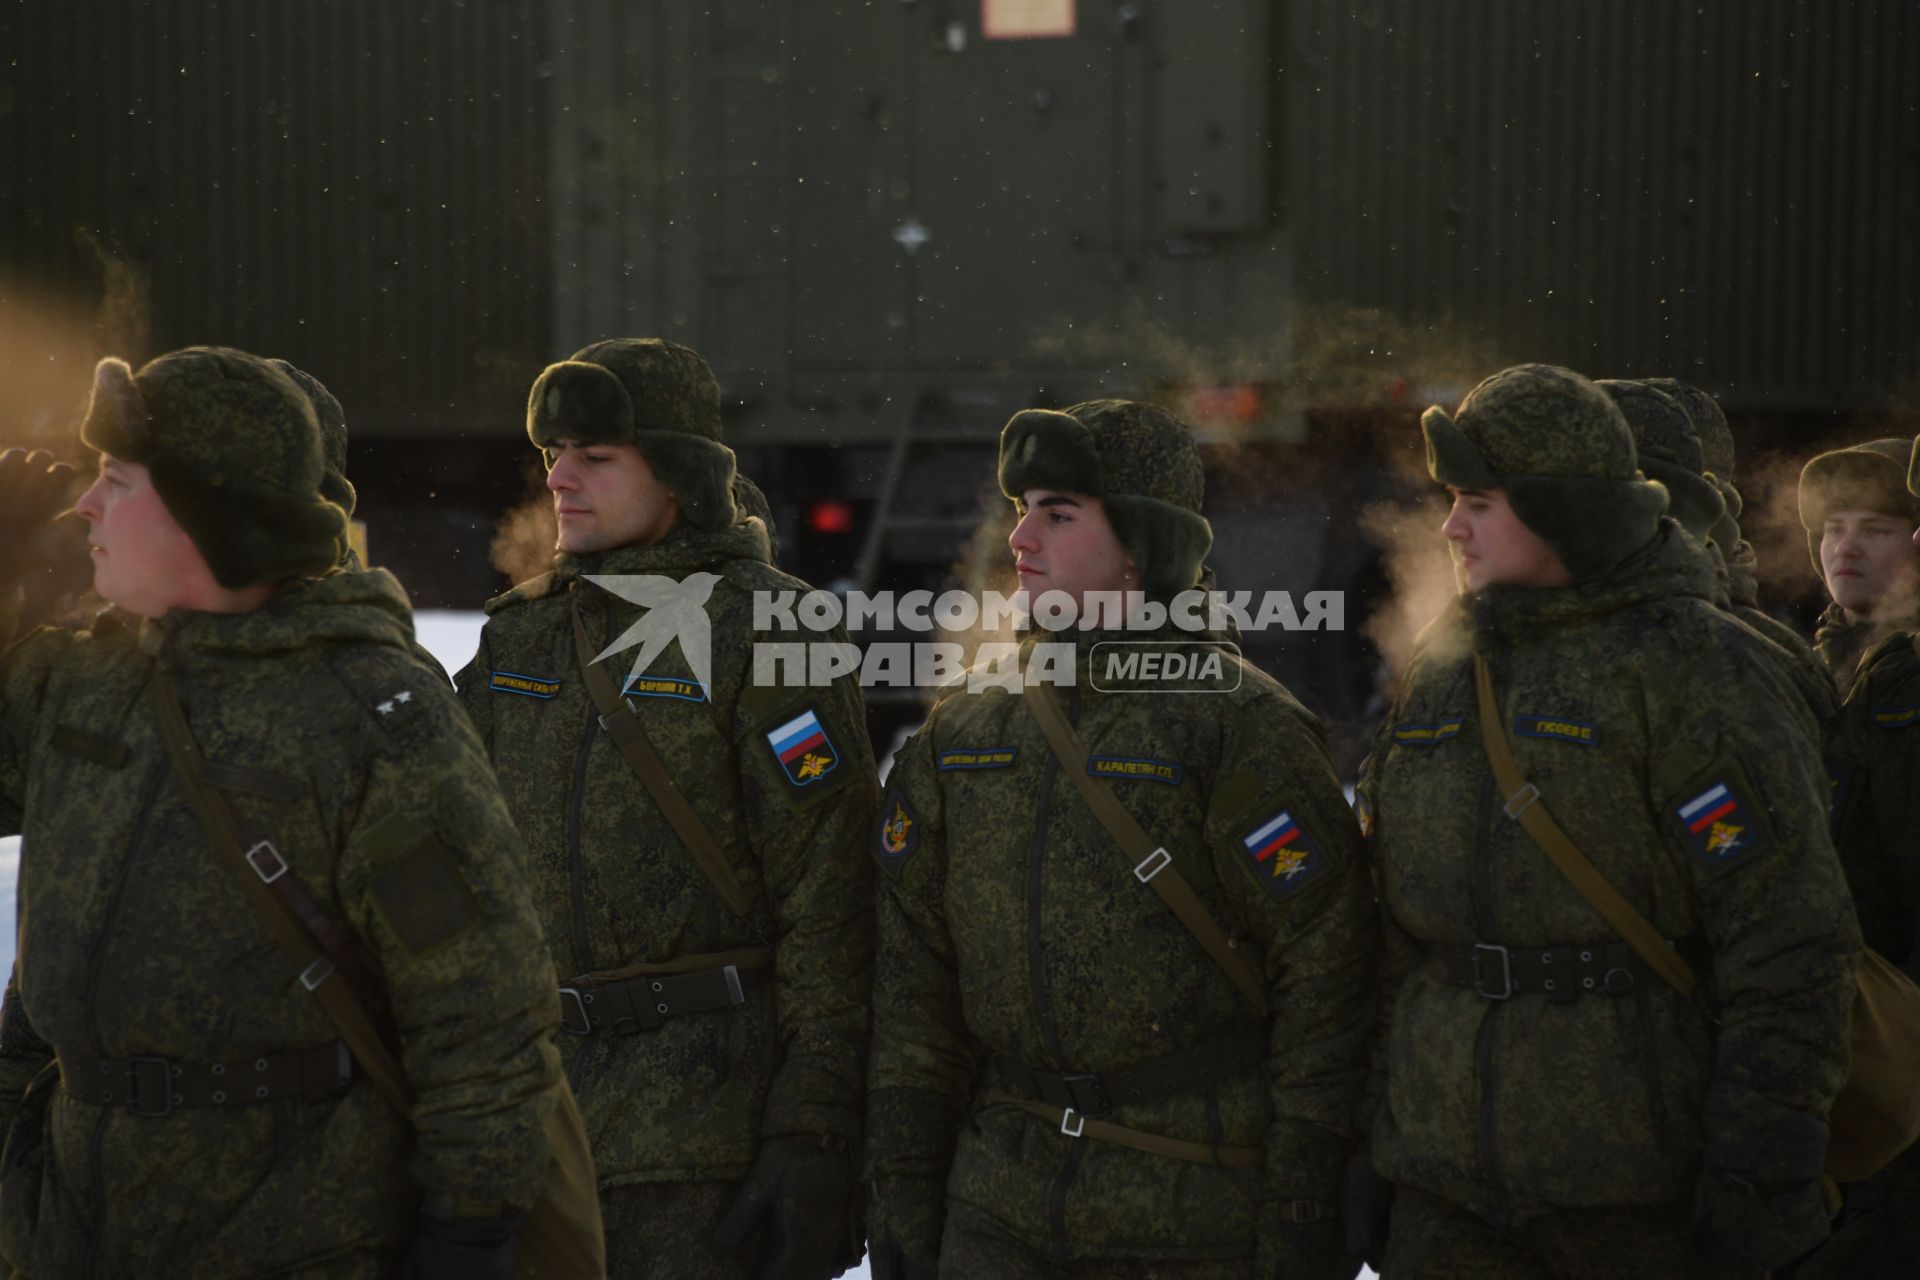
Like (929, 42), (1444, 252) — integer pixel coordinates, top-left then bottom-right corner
(1342, 1148), (1395, 1271)
(400, 1212), (521, 1280)
(713, 1136), (863, 1280)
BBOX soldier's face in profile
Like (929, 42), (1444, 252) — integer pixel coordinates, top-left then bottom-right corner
(544, 438), (680, 553)
(1441, 485), (1574, 592)
(1009, 488), (1138, 613)
(1821, 508), (1920, 620)
(72, 453), (223, 618)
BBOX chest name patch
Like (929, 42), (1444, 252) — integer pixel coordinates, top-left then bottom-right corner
(1240, 808), (1333, 900)
(1393, 719), (1462, 746)
(1514, 714), (1597, 746)
(1872, 703), (1920, 730)
(490, 670), (562, 700)
(1676, 780), (1769, 871)
(937, 748), (1019, 771)
(766, 707), (840, 788)
(1087, 755), (1183, 786)
(623, 674), (708, 703)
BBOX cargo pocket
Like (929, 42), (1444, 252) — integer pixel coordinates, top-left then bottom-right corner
(0, 1061), (61, 1267)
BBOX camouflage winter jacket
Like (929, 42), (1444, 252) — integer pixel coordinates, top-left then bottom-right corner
(1825, 630), (1920, 977)
(1365, 526), (1859, 1222)
(867, 635), (1375, 1264)
(0, 568), (563, 1278)
(1693, 535), (1835, 725)
(455, 520), (876, 1188)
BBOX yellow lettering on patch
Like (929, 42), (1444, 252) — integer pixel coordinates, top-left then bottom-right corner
(938, 749), (1019, 770)
(489, 671), (562, 698)
(1088, 756), (1182, 785)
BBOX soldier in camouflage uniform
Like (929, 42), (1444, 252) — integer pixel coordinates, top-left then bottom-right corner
(1796, 440), (1920, 694)
(454, 338), (875, 1279)
(1641, 377), (1833, 684)
(866, 399), (1376, 1278)
(0, 347), (566, 1277)
(1364, 365), (1859, 1278)
(1792, 443), (1920, 1279)
(1597, 380), (1836, 725)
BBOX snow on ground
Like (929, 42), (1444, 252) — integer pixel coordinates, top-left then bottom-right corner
(0, 613), (1374, 1277)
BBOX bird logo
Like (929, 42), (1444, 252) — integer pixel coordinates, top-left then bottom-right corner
(583, 572), (721, 694)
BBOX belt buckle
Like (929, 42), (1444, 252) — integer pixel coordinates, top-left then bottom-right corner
(557, 987), (594, 1036)
(1060, 1072), (1112, 1117)
(244, 840), (289, 885)
(1472, 944), (1513, 1000)
(721, 964), (745, 1005)
(1133, 847), (1173, 882)
(127, 1057), (175, 1117)
(1059, 1107), (1087, 1138)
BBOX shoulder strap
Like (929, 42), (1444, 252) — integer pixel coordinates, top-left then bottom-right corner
(149, 666), (414, 1111)
(1471, 653), (1698, 997)
(1024, 680), (1269, 1016)
(569, 594), (756, 921)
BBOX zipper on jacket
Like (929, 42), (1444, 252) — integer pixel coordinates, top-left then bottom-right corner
(1029, 684), (1079, 1257)
(80, 748), (170, 1280)
(562, 595), (607, 975)
(1471, 650), (1510, 1225)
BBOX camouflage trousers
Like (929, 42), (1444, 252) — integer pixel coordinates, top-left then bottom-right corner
(939, 1207), (1252, 1278)
(1384, 1188), (1760, 1280)
(1782, 1151), (1920, 1280)
(600, 1180), (760, 1280)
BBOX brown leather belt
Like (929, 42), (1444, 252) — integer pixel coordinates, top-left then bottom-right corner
(990, 1026), (1268, 1118)
(981, 1091), (1270, 1172)
(559, 958), (772, 1036)
(59, 1042), (353, 1116)
(1431, 940), (1652, 1001)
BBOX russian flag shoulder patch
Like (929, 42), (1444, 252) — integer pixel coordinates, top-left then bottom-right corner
(1239, 807), (1334, 901)
(1674, 778), (1770, 871)
(765, 705), (840, 789)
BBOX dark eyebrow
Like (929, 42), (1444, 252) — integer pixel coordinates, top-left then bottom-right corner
(1036, 495), (1082, 510)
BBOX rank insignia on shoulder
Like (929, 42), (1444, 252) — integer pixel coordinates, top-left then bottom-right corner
(1871, 703), (1920, 730)
(1240, 808), (1333, 900)
(623, 674), (708, 703)
(489, 670), (562, 699)
(1514, 713), (1596, 746)
(766, 706), (839, 788)
(1088, 755), (1183, 785)
(1675, 780), (1769, 871)
(937, 747), (1019, 771)
(1393, 718), (1462, 746)
(877, 789), (919, 860)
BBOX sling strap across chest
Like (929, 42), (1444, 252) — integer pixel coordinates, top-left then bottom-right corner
(1471, 651), (1920, 1182)
(150, 666), (413, 1110)
(152, 665), (608, 1277)
(1023, 679), (1269, 1016)
(570, 593), (756, 921)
